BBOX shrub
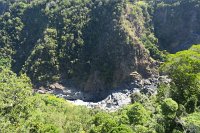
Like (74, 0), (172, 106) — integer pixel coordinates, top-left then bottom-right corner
(161, 98), (178, 119)
(127, 102), (150, 125)
(109, 124), (133, 133)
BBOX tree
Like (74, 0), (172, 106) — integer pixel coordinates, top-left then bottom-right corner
(0, 67), (32, 131)
(127, 102), (150, 125)
(109, 124), (133, 133)
(182, 112), (200, 133)
(161, 98), (178, 119)
(161, 45), (200, 111)
(23, 28), (60, 83)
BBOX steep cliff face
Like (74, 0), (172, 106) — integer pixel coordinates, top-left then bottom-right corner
(0, 1), (8, 15)
(82, 1), (158, 92)
(154, 0), (200, 53)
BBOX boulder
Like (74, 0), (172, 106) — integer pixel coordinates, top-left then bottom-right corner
(143, 79), (151, 85)
(37, 90), (46, 94)
(50, 83), (65, 90)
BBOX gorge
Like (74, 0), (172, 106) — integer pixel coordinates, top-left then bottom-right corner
(0, 0), (200, 132)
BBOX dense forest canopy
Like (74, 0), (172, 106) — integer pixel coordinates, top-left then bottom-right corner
(0, 0), (200, 132)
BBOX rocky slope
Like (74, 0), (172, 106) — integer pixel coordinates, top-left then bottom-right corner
(36, 75), (171, 111)
(154, 0), (200, 52)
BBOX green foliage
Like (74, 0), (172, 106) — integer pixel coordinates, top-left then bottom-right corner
(156, 83), (171, 101)
(127, 102), (150, 125)
(1, 1), (200, 133)
(182, 112), (200, 133)
(0, 67), (93, 132)
(0, 56), (12, 68)
(154, 44), (200, 132)
(141, 33), (167, 61)
(1, 60), (200, 133)
(185, 95), (198, 113)
(90, 112), (118, 133)
(0, 68), (32, 132)
(92, 112), (113, 126)
(161, 98), (178, 119)
(109, 124), (133, 133)
(125, 1), (166, 61)
(23, 28), (60, 83)
(101, 119), (118, 133)
(161, 45), (200, 112)
(134, 125), (156, 133)
(24, 94), (92, 133)
(0, 0), (162, 89)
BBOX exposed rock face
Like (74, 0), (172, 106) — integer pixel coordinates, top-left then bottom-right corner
(81, 2), (159, 92)
(83, 71), (105, 92)
(82, 43), (156, 92)
(0, 2), (8, 15)
(154, 0), (200, 52)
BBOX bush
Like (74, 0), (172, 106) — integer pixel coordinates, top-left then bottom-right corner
(182, 112), (200, 133)
(134, 125), (156, 133)
(161, 98), (178, 119)
(160, 45), (200, 109)
(127, 102), (150, 125)
(101, 119), (118, 133)
(109, 124), (133, 133)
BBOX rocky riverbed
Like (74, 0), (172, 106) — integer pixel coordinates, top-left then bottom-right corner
(36, 75), (171, 111)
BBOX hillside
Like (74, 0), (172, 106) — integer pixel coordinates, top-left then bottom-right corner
(0, 0), (163, 92)
(1, 0), (200, 93)
(1, 0), (200, 133)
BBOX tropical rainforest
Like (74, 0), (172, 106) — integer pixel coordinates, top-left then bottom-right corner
(0, 0), (200, 132)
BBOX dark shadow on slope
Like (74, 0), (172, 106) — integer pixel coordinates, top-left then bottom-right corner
(12, 3), (48, 73)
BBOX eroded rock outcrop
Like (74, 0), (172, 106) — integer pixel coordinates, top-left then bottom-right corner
(81, 2), (159, 92)
(154, 0), (200, 52)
